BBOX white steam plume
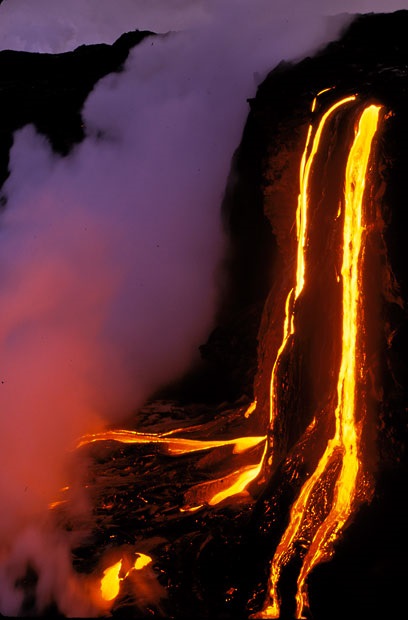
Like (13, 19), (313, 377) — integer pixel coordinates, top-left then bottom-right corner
(0, 0), (404, 615)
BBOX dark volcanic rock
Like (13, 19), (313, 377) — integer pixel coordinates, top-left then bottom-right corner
(0, 29), (153, 191)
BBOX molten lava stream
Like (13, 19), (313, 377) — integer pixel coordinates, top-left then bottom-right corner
(256, 102), (382, 619)
(177, 93), (360, 509)
(77, 95), (358, 515)
(73, 92), (381, 618)
(77, 423), (267, 509)
(76, 94), (357, 518)
(266, 94), (356, 444)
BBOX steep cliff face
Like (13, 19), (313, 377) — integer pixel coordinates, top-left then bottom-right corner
(200, 12), (407, 410)
(216, 10), (408, 618)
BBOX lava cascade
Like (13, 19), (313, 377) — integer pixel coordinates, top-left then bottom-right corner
(255, 99), (382, 618)
(75, 93), (384, 617)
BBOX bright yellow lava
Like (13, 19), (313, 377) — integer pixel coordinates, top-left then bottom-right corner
(257, 103), (382, 619)
(266, 94), (356, 456)
(78, 429), (265, 456)
(100, 560), (122, 601)
(100, 553), (153, 603)
(244, 399), (258, 419)
(134, 553), (152, 570)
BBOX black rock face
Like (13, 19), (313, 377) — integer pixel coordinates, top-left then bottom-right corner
(0, 29), (153, 191)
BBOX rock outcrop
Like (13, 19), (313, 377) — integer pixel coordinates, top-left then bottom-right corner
(0, 29), (153, 192)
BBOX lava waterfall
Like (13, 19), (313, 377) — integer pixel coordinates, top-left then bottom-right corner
(252, 95), (383, 619)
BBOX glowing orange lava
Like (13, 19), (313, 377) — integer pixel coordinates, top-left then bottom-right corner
(134, 553), (152, 570)
(256, 102), (382, 619)
(260, 94), (357, 491)
(100, 559), (122, 602)
(76, 93), (359, 517)
(78, 429), (265, 456)
(100, 553), (153, 603)
(74, 90), (382, 617)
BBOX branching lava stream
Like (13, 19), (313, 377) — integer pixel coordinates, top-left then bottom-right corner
(70, 93), (383, 617)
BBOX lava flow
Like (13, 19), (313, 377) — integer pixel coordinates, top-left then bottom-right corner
(74, 92), (383, 617)
(75, 96), (359, 514)
(256, 101), (382, 619)
(100, 553), (152, 603)
(77, 424), (267, 508)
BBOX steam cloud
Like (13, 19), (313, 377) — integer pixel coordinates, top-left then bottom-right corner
(0, 0), (404, 615)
